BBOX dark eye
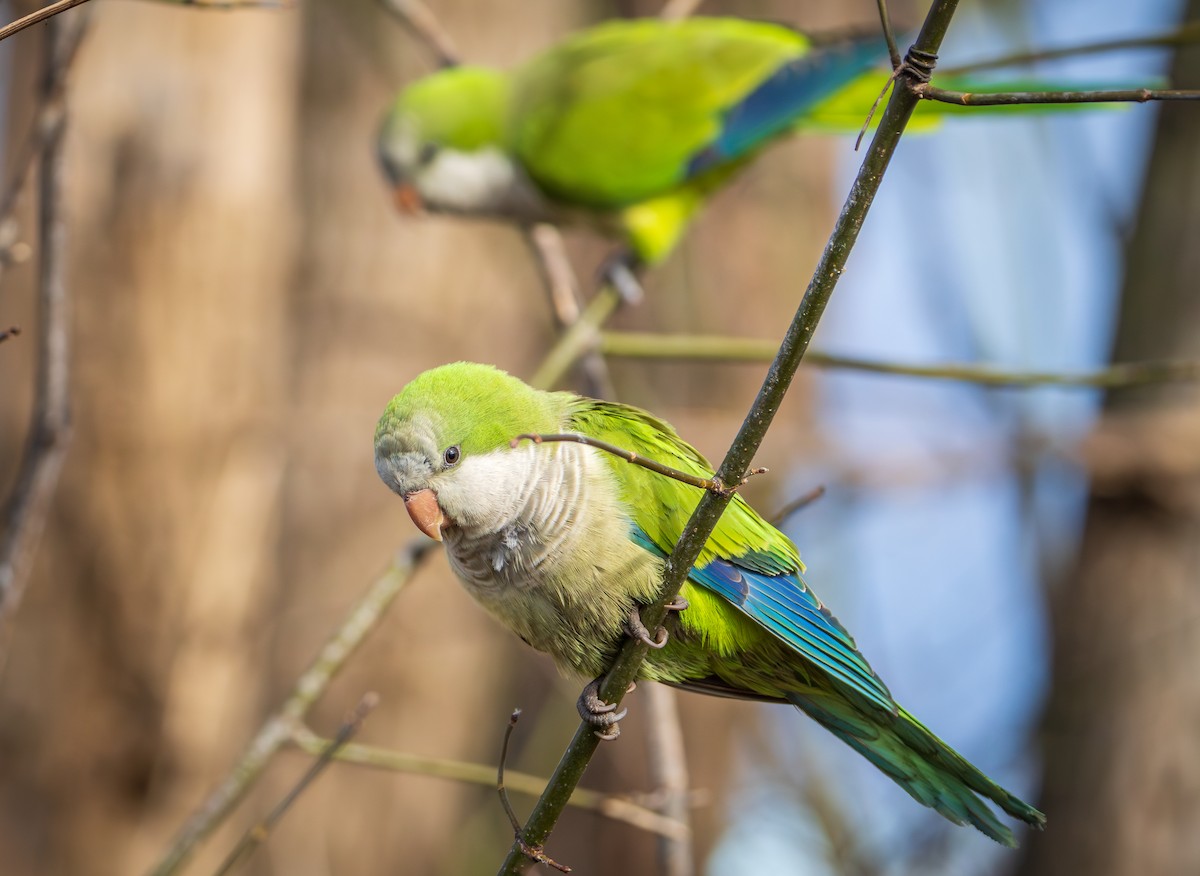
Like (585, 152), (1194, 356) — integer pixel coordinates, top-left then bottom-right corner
(443, 445), (461, 466)
(418, 143), (440, 166)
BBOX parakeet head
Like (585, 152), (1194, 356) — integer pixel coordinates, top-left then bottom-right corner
(374, 362), (563, 541)
(378, 67), (545, 220)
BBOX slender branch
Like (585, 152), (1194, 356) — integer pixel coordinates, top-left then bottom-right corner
(598, 330), (1200, 389)
(529, 286), (622, 391)
(922, 84), (1200, 106)
(498, 710), (571, 874)
(147, 544), (432, 876)
(286, 724), (691, 840)
(0, 0), (89, 46)
(496, 2), (964, 871)
(510, 433), (764, 496)
(378, 0), (461, 67)
(211, 694), (380, 876)
(0, 14), (78, 661)
(644, 684), (693, 876)
(769, 485), (827, 527)
(874, 0), (901, 69)
(940, 21), (1200, 77)
(0, 326), (20, 343)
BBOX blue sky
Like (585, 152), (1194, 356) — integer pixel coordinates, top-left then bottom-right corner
(710, 0), (1183, 872)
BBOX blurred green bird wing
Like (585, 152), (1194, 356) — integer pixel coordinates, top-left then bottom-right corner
(509, 18), (808, 207)
(565, 398), (896, 713)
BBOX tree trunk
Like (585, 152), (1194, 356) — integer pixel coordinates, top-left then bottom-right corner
(1021, 8), (1200, 874)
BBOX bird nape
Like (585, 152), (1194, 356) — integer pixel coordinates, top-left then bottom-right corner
(373, 361), (1045, 846)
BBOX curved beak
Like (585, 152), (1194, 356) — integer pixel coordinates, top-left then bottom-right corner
(403, 488), (445, 542)
(393, 183), (425, 216)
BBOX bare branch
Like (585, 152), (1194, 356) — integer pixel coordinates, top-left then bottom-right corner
(921, 84), (1200, 106)
(286, 723), (691, 840)
(378, 0), (461, 67)
(769, 485), (827, 527)
(510, 433), (765, 497)
(211, 694), (380, 876)
(0, 14), (80, 660)
(598, 330), (1200, 389)
(941, 21), (1200, 76)
(0, 325), (20, 343)
(147, 544), (432, 876)
(874, 0), (901, 69)
(0, 0), (89, 46)
(529, 286), (623, 390)
(496, 1), (967, 871)
(644, 684), (693, 876)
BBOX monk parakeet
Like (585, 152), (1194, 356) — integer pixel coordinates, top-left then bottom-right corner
(374, 362), (1046, 846)
(378, 16), (1098, 266)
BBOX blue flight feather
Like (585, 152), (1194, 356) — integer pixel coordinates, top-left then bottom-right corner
(687, 36), (889, 178)
(631, 525), (895, 712)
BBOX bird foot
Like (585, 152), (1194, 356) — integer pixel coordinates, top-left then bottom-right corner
(626, 596), (689, 650)
(599, 250), (645, 306)
(577, 677), (627, 741)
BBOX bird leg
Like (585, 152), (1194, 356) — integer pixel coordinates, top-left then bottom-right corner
(626, 596), (689, 650)
(577, 677), (628, 741)
(598, 249), (646, 306)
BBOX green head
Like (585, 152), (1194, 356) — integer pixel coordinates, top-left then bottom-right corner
(378, 68), (546, 219)
(374, 362), (564, 540)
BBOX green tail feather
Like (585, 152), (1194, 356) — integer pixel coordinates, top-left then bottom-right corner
(787, 693), (1045, 846)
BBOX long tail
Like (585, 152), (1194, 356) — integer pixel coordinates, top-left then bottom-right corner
(787, 691), (1045, 846)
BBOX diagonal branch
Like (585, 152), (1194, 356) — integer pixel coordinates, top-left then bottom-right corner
(494, 3), (966, 872)
(0, 13), (80, 660)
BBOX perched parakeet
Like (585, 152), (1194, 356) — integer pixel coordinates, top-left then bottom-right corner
(378, 17), (892, 265)
(374, 362), (1046, 846)
(378, 16), (1097, 266)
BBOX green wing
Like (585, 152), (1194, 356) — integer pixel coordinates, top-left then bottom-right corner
(510, 17), (806, 207)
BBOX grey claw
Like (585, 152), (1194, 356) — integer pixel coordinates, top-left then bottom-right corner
(628, 607), (669, 649)
(665, 595), (689, 613)
(577, 677), (627, 741)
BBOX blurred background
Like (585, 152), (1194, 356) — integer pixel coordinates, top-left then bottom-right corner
(0, 0), (1196, 874)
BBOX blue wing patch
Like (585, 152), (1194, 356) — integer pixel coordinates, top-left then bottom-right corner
(687, 36), (889, 178)
(632, 526), (894, 712)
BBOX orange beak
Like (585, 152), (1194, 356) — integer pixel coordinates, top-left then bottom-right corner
(403, 488), (445, 542)
(393, 183), (425, 216)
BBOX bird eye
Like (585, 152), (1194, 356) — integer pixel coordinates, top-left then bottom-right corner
(443, 445), (461, 466)
(418, 143), (440, 166)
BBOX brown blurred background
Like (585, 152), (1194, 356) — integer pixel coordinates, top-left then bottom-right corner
(1, 0), (1197, 875)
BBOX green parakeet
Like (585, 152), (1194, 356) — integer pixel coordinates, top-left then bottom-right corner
(377, 16), (1096, 265)
(374, 362), (1046, 846)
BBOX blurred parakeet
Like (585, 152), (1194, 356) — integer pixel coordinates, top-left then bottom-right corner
(378, 16), (1088, 265)
(374, 362), (1046, 846)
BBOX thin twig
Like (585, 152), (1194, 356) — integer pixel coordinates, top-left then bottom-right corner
(522, 226), (615, 398)
(497, 711), (571, 873)
(598, 330), (1200, 389)
(0, 14), (79, 663)
(378, 0), (460, 67)
(940, 21), (1200, 77)
(644, 684), (692, 876)
(510, 433), (765, 497)
(148, 543), (432, 876)
(211, 694), (380, 876)
(529, 286), (622, 391)
(0, 0), (89, 46)
(0, 325), (19, 343)
(495, 2), (964, 871)
(769, 485), (827, 527)
(921, 84), (1200, 106)
(874, 0), (901, 68)
(287, 725), (691, 839)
